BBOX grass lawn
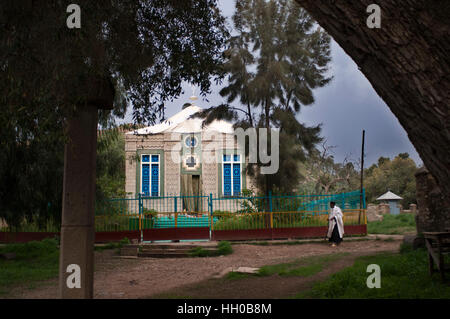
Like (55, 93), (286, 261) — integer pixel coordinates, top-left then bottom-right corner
(368, 213), (416, 235)
(0, 238), (129, 295)
(0, 238), (59, 295)
(296, 244), (450, 299)
(226, 252), (349, 280)
(258, 253), (349, 277)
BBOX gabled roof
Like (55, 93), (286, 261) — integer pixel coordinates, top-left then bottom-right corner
(376, 191), (403, 201)
(125, 104), (234, 135)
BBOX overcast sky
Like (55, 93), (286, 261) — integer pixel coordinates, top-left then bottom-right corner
(120, 0), (422, 167)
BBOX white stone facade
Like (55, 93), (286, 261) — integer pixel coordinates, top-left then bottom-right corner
(124, 105), (256, 200)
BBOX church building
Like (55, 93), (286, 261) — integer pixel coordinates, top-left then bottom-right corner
(124, 96), (255, 201)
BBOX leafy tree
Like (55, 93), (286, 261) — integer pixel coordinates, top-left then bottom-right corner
(96, 128), (127, 201)
(0, 119), (65, 230)
(0, 1), (229, 227)
(364, 154), (418, 207)
(197, 0), (332, 194)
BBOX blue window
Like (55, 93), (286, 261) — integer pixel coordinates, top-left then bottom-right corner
(233, 163), (241, 195)
(223, 153), (241, 196)
(142, 164), (150, 194)
(141, 154), (160, 196)
(151, 164), (159, 196)
(223, 163), (232, 196)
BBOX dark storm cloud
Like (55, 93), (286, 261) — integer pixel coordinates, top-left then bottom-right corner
(300, 40), (422, 166)
(120, 0), (422, 167)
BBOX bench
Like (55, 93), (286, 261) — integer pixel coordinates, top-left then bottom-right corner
(423, 232), (450, 282)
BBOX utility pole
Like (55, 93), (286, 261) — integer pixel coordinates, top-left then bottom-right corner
(359, 130), (365, 224)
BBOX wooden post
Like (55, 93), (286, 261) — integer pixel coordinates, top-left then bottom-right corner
(58, 77), (114, 299)
(59, 104), (98, 298)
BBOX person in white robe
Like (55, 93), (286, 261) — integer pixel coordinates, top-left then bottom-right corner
(327, 201), (344, 246)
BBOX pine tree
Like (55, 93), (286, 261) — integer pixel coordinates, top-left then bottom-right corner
(200, 0), (332, 194)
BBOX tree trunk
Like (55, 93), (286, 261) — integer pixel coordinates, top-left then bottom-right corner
(295, 0), (450, 198)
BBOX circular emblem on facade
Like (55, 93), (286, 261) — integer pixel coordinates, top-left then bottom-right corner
(185, 136), (198, 148)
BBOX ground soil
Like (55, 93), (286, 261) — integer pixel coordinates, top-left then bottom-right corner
(5, 239), (402, 299)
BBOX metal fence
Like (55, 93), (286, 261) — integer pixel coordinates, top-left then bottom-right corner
(0, 190), (367, 242)
(94, 189), (366, 232)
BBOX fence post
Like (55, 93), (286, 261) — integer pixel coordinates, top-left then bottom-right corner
(362, 188), (366, 209)
(138, 193), (143, 242)
(269, 191), (273, 236)
(209, 193), (213, 240)
(269, 191), (273, 213)
(174, 196), (177, 213)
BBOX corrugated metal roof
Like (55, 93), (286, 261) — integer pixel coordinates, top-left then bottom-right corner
(125, 104), (234, 135)
(376, 191), (403, 201)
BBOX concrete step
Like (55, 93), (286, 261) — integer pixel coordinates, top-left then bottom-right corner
(140, 244), (217, 250)
(120, 247), (139, 257)
(120, 242), (219, 258)
(139, 248), (217, 254)
(122, 244), (140, 249)
(137, 252), (191, 258)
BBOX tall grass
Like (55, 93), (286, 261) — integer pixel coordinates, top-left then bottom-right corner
(0, 217), (59, 232)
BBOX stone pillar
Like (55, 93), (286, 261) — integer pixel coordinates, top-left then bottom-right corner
(377, 203), (390, 215)
(59, 105), (98, 298)
(415, 167), (450, 234)
(367, 204), (383, 222)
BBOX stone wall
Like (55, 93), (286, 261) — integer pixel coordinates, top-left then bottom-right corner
(415, 167), (450, 233)
(366, 203), (418, 222)
(401, 204), (417, 215)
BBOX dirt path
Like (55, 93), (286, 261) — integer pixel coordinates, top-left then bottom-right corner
(6, 239), (401, 299)
(152, 252), (373, 299)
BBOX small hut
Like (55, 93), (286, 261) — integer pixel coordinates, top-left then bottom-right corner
(376, 191), (403, 215)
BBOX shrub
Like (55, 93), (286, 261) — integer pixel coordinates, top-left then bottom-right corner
(189, 241), (233, 257)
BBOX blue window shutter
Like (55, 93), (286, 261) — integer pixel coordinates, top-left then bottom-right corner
(142, 164), (150, 195)
(151, 164), (159, 196)
(233, 163), (241, 195)
(223, 163), (232, 196)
